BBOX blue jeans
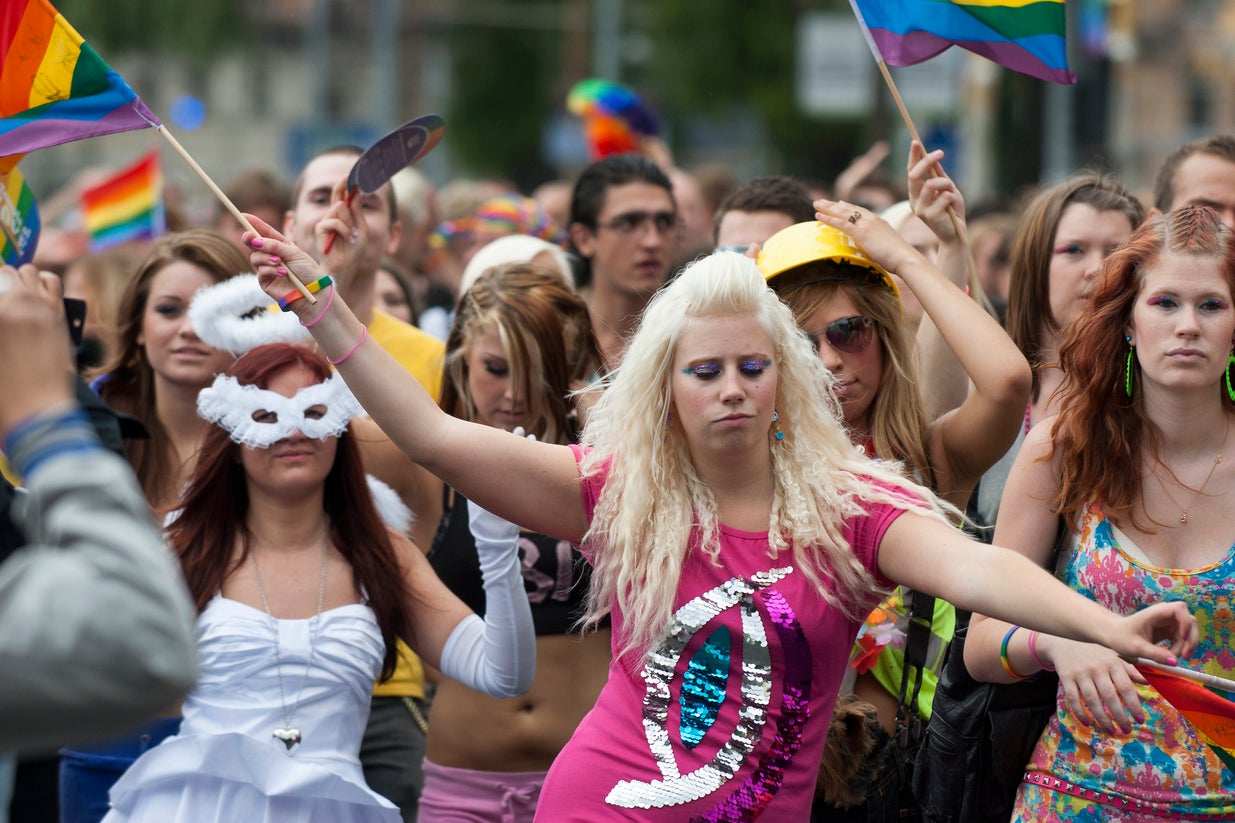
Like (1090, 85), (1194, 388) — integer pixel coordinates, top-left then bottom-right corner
(58, 717), (180, 823)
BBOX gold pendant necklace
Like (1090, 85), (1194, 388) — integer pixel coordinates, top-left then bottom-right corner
(1153, 418), (1230, 526)
(250, 529), (328, 752)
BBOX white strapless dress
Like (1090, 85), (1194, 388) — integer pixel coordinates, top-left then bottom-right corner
(103, 595), (399, 822)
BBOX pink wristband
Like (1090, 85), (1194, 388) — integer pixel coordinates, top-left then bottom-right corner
(327, 325), (368, 366)
(301, 283), (335, 327)
(1026, 630), (1055, 672)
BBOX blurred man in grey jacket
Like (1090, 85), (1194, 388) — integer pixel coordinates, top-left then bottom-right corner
(0, 264), (197, 754)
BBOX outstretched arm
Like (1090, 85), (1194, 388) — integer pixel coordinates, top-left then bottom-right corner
(814, 195), (1030, 508)
(963, 422), (1159, 735)
(876, 507), (1196, 677)
(244, 215), (588, 543)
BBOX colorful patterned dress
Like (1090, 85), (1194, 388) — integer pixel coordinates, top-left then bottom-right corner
(1013, 500), (1235, 821)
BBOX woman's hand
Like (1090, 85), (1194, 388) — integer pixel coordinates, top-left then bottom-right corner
(242, 213), (331, 323)
(813, 198), (925, 275)
(1047, 637), (1146, 735)
(907, 141), (965, 244)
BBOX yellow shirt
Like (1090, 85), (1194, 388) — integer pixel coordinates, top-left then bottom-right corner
(367, 309), (445, 699)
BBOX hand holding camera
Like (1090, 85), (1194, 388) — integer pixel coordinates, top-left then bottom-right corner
(0, 265), (75, 438)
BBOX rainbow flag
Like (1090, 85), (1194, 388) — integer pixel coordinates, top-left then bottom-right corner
(1137, 663), (1235, 771)
(0, 0), (160, 173)
(81, 150), (164, 250)
(849, 0), (1075, 85)
(0, 166), (39, 265)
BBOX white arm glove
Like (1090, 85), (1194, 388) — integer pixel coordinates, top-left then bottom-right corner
(438, 498), (536, 697)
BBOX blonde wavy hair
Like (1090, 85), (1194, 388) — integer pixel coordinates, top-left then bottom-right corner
(578, 251), (955, 661)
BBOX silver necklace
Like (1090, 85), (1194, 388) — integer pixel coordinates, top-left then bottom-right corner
(250, 528), (328, 752)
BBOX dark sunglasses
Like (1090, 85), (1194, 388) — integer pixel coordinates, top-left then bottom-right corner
(806, 314), (875, 354)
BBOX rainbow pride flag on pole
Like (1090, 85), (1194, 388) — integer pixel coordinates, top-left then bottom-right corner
(81, 150), (164, 250)
(0, 166), (39, 264)
(0, 0), (161, 173)
(849, 0), (1076, 84)
(1136, 662), (1235, 771)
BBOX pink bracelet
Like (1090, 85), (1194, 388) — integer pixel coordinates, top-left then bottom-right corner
(327, 325), (368, 365)
(301, 283), (335, 327)
(1026, 630), (1056, 672)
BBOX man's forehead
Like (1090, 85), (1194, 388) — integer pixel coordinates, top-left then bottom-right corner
(1174, 153), (1235, 207)
(598, 181), (674, 216)
(300, 152), (357, 192)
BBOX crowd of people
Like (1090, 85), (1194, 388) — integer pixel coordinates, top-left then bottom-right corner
(2, 128), (1235, 823)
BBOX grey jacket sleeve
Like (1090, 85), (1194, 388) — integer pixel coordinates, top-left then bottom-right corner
(0, 413), (197, 753)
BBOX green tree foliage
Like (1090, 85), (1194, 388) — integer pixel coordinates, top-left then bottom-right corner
(649, 0), (878, 181)
(447, 7), (559, 189)
(56, 0), (245, 60)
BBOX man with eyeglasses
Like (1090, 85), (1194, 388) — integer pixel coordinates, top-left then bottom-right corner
(567, 154), (678, 369)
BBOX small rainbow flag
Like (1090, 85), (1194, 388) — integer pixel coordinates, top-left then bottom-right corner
(0, 166), (40, 265)
(81, 150), (164, 251)
(1136, 662), (1235, 771)
(0, 0), (161, 173)
(849, 0), (1075, 85)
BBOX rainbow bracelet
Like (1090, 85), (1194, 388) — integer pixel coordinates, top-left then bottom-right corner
(1000, 625), (1031, 681)
(277, 275), (333, 311)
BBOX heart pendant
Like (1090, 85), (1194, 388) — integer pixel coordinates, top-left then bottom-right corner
(272, 727), (302, 751)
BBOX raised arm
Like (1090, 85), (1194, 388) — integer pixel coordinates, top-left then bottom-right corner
(0, 266), (197, 750)
(903, 142), (972, 420)
(814, 197), (1031, 508)
(243, 215), (588, 543)
(962, 421), (1158, 734)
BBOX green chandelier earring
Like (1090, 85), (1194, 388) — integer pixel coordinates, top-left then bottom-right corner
(1226, 352), (1235, 403)
(1124, 336), (1135, 397)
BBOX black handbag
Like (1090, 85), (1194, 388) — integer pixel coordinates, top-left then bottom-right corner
(911, 519), (1068, 823)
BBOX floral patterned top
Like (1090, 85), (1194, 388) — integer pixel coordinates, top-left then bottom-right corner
(1022, 500), (1235, 819)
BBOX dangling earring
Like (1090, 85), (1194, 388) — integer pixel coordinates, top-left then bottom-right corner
(1226, 352), (1235, 403)
(1124, 336), (1135, 398)
(771, 409), (785, 441)
(664, 410), (673, 443)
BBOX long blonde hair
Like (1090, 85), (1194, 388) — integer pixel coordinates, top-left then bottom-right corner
(578, 251), (954, 660)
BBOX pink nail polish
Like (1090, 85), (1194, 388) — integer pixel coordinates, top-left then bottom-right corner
(268, 255), (281, 264)
(250, 237), (264, 248)
(276, 267), (288, 276)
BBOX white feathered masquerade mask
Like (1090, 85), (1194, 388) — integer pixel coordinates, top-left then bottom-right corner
(197, 372), (363, 448)
(188, 274), (312, 355)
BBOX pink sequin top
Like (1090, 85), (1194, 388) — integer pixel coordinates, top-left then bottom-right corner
(533, 445), (908, 821)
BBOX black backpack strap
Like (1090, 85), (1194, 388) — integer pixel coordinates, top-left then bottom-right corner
(895, 588), (935, 746)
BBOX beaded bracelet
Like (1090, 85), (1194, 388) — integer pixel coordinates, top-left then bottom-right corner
(1026, 630), (1056, 672)
(327, 325), (368, 366)
(277, 275), (333, 311)
(1000, 625), (1031, 681)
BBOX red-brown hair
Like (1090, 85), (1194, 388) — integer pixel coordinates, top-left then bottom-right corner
(166, 343), (410, 680)
(1050, 205), (1235, 530)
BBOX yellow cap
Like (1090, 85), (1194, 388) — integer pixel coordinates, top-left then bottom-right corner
(756, 221), (899, 299)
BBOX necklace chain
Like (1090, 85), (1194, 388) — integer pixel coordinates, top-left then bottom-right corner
(1152, 418), (1230, 526)
(250, 528), (328, 749)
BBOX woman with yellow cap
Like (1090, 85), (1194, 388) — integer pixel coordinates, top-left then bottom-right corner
(757, 146), (1031, 821)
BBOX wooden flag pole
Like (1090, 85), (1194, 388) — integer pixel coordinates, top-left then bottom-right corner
(155, 125), (316, 304)
(871, 59), (992, 311)
(1137, 658), (1235, 694)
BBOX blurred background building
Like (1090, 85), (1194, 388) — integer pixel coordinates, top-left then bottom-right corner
(22, 0), (1235, 222)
